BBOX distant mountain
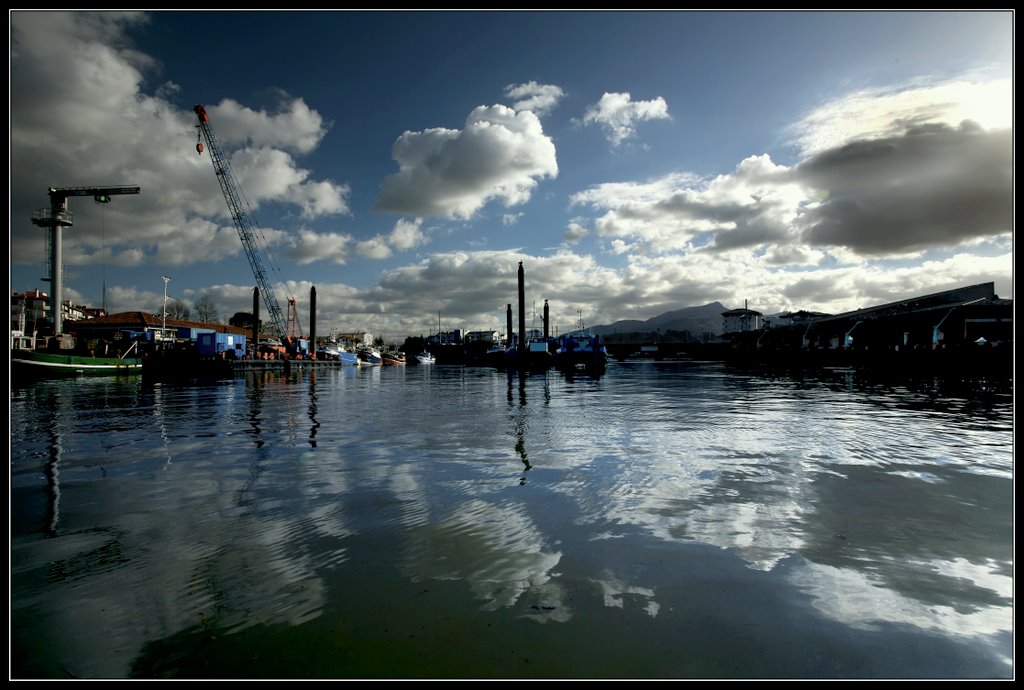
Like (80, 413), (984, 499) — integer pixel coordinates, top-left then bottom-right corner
(589, 302), (729, 338)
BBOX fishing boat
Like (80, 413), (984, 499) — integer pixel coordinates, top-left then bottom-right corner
(11, 340), (144, 379)
(501, 338), (555, 371)
(484, 343), (508, 368)
(318, 341), (359, 366)
(382, 350), (406, 365)
(554, 331), (608, 372)
(526, 338), (555, 370)
(415, 351), (436, 364)
(356, 346), (383, 366)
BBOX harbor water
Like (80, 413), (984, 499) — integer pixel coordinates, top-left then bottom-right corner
(9, 361), (1014, 679)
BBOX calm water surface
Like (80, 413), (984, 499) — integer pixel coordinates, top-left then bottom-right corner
(9, 361), (1014, 679)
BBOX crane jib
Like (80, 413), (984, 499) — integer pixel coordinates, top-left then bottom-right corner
(193, 102), (297, 346)
(48, 186), (141, 199)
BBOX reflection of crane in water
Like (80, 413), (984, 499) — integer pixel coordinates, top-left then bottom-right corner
(234, 372), (272, 507)
(43, 420), (63, 538)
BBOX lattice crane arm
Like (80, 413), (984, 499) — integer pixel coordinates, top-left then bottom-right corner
(193, 103), (289, 343)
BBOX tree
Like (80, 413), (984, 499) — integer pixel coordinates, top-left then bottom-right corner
(195, 295), (219, 323)
(229, 311), (255, 329)
(166, 299), (190, 320)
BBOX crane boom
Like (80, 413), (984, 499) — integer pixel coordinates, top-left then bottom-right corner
(46, 186), (141, 200)
(193, 104), (289, 342)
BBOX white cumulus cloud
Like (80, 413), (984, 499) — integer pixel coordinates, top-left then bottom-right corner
(389, 217), (427, 251)
(571, 157), (804, 255)
(503, 81), (566, 117)
(220, 146), (351, 221)
(564, 219), (588, 244)
(288, 229), (353, 265)
(202, 97), (330, 155)
(581, 92), (671, 146)
(376, 104), (558, 220)
(356, 236), (393, 260)
(349, 218), (429, 262)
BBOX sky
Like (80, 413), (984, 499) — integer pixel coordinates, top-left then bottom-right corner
(9, 10), (1014, 342)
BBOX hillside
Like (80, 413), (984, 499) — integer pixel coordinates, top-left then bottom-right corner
(590, 302), (729, 339)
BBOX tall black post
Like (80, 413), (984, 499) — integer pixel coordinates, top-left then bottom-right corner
(310, 286), (317, 358)
(506, 304), (513, 347)
(517, 262), (526, 360)
(252, 287), (260, 347)
(543, 299), (549, 341)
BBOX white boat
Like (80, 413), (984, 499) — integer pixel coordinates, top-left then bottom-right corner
(415, 351), (436, 364)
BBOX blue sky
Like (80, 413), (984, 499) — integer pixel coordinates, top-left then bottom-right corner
(9, 10), (1013, 341)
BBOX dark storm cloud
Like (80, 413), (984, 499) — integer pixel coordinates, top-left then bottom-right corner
(782, 276), (853, 308)
(710, 217), (790, 251)
(794, 121), (1012, 255)
(616, 192), (790, 252)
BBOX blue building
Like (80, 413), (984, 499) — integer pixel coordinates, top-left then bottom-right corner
(197, 331), (246, 358)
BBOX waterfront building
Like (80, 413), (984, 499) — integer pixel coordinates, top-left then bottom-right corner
(722, 304), (763, 334)
(10, 289), (99, 335)
(727, 282), (1011, 363)
(464, 330), (500, 344)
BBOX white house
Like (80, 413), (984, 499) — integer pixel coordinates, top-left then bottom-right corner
(722, 303), (763, 333)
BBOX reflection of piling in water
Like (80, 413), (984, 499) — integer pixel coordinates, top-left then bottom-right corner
(308, 368), (319, 448)
(507, 372), (531, 480)
(310, 286), (317, 358)
(518, 261), (526, 358)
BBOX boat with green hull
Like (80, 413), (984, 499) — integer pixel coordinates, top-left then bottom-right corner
(11, 349), (144, 379)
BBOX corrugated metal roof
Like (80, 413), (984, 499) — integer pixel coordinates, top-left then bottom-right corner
(812, 283), (997, 324)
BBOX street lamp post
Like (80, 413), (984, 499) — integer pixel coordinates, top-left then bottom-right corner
(162, 275), (171, 339)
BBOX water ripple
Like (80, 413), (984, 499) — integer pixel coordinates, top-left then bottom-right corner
(9, 363), (1012, 678)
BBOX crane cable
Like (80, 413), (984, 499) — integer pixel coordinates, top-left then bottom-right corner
(231, 168), (298, 309)
(96, 194), (107, 312)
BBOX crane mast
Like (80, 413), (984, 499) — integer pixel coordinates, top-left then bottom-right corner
(31, 185), (140, 337)
(193, 104), (289, 343)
